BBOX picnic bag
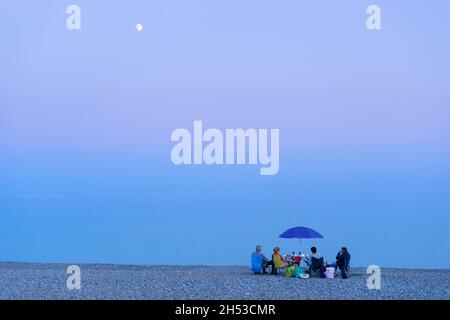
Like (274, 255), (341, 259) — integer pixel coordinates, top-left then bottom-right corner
(325, 267), (335, 279)
(295, 267), (305, 278)
(285, 265), (296, 277)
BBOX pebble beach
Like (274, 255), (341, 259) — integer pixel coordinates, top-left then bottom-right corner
(0, 262), (448, 300)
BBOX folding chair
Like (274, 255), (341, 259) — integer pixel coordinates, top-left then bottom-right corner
(272, 254), (286, 275)
(310, 257), (326, 278)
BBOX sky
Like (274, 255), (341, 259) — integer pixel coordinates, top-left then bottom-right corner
(0, 0), (449, 268)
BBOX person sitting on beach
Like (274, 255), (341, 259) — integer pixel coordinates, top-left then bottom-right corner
(334, 247), (351, 279)
(268, 247), (288, 275)
(251, 245), (270, 274)
(300, 247), (320, 268)
(307, 247), (326, 277)
(310, 247), (322, 259)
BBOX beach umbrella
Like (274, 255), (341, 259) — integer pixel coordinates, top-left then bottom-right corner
(279, 226), (323, 253)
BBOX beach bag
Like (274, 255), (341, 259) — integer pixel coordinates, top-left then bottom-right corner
(325, 267), (335, 279)
(295, 267), (305, 278)
(285, 265), (296, 277)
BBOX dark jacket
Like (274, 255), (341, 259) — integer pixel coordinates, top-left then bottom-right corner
(336, 251), (351, 268)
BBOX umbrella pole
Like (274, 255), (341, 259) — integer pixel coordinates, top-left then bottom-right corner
(299, 238), (302, 254)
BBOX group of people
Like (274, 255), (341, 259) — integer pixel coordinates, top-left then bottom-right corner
(251, 245), (351, 279)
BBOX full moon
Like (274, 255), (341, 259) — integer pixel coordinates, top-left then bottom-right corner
(136, 23), (143, 32)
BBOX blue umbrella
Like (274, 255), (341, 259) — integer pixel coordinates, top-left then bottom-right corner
(279, 226), (324, 253)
